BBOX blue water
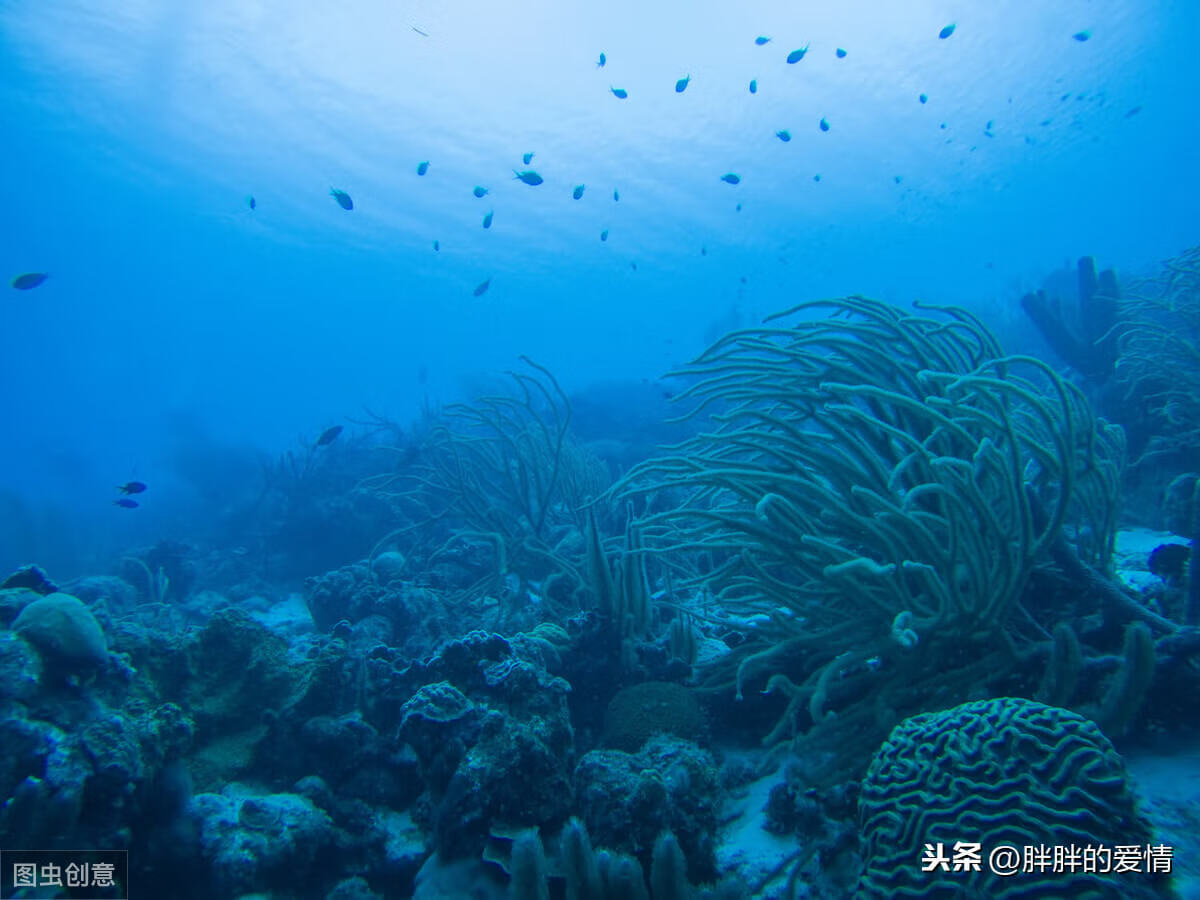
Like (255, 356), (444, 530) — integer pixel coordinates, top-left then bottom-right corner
(3, 0), (1198, 571)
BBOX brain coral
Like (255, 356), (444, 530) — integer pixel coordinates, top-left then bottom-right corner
(857, 697), (1173, 899)
(11, 592), (108, 675)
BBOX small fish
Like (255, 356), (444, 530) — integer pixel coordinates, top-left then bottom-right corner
(411, 25), (429, 37)
(600, 229), (609, 241)
(597, 52), (606, 68)
(813, 173), (821, 182)
(117, 481), (147, 495)
(776, 129), (791, 142)
(473, 185), (489, 198)
(919, 93), (928, 104)
(700, 246), (707, 256)
(836, 48), (847, 58)
(416, 160), (430, 176)
(736, 202), (742, 211)
(749, 79), (757, 93)
(786, 45), (809, 64)
(1125, 106), (1142, 118)
(939, 23), (956, 39)
(523, 152), (534, 164)
(610, 86), (628, 99)
(247, 195), (256, 210)
(675, 75), (690, 93)
(330, 188), (353, 210)
(10, 272), (48, 290)
(894, 175), (903, 184)
(572, 184), (585, 200)
(473, 278), (491, 297)
(1073, 30), (1091, 42)
(114, 498), (139, 509)
(316, 425), (343, 446)
(433, 240), (440, 251)
(513, 169), (543, 185)
(755, 36), (771, 45)
(740, 276), (747, 283)
(631, 262), (638, 271)
(482, 210), (494, 229)
(613, 189), (620, 202)
(720, 173), (741, 184)
(819, 117), (830, 131)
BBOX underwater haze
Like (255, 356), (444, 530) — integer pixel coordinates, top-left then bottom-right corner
(3, 2), (1200, 898)
(3, 0), (1197, 571)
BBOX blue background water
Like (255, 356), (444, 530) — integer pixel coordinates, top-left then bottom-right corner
(1, 0), (1197, 573)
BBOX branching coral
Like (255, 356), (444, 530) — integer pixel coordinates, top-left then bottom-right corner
(613, 296), (1130, 781)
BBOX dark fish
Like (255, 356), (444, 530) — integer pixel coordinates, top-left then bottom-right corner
(248, 195), (256, 209)
(572, 184), (585, 200)
(749, 79), (757, 93)
(417, 160), (430, 176)
(836, 48), (847, 58)
(740, 275), (747, 283)
(720, 173), (741, 184)
(631, 262), (637, 271)
(786, 45), (809, 64)
(10, 272), (48, 290)
(894, 175), (902, 184)
(597, 52), (606, 68)
(316, 425), (343, 446)
(523, 152), (534, 164)
(433, 240), (440, 251)
(675, 75), (690, 93)
(600, 229), (609, 241)
(700, 246), (707, 256)
(813, 173), (821, 182)
(776, 129), (791, 141)
(736, 202), (742, 211)
(513, 169), (543, 185)
(919, 93), (928, 104)
(114, 498), (139, 509)
(411, 25), (429, 36)
(610, 86), (628, 99)
(482, 210), (494, 229)
(117, 481), (147, 495)
(939, 23), (955, 39)
(473, 186), (489, 198)
(330, 188), (353, 210)
(755, 36), (771, 45)
(819, 117), (830, 131)
(613, 188), (620, 201)
(473, 278), (491, 297)
(1073, 30), (1091, 42)
(1125, 106), (1142, 118)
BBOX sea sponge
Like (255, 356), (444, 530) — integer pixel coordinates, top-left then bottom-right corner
(857, 697), (1172, 898)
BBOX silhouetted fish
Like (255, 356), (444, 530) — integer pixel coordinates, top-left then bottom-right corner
(474, 278), (491, 297)
(613, 188), (620, 201)
(316, 425), (343, 446)
(819, 117), (830, 131)
(600, 229), (609, 241)
(117, 481), (147, 495)
(597, 52), (606, 68)
(483, 210), (494, 228)
(513, 170), (543, 185)
(433, 240), (440, 251)
(114, 498), (139, 509)
(248, 196), (256, 209)
(720, 173), (741, 184)
(755, 36), (771, 45)
(1073, 30), (1091, 42)
(776, 129), (791, 142)
(573, 184), (585, 199)
(330, 188), (353, 210)
(786, 46), (809, 63)
(749, 79), (757, 93)
(939, 23), (956, 39)
(675, 75), (690, 93)
(10, 273), (48, 290)
(610, 87), (628, 99)
(836, 48), (847, 58)
(473, 186), (489, 198)
(417, 161), (430, 175)
(523, 152), (534, 164)
(919, 93), (928, 104)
